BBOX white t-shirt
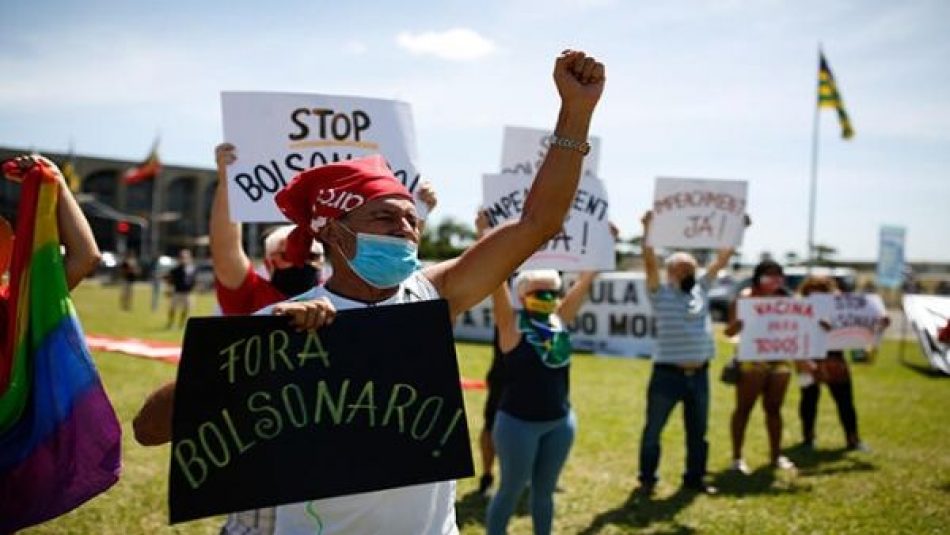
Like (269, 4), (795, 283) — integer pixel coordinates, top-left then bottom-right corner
(257, 271), (459, 535)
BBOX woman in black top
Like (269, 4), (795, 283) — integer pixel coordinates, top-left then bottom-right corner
(797, 275), (885, 451)
(485, 268), (596, 535)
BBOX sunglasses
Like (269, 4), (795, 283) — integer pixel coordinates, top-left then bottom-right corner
(529, 290), (560, 300)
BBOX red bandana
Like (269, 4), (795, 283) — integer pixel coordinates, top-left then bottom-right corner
(275, 155), (412, 265)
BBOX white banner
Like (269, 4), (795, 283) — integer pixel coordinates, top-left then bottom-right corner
(647, 177), (748, 249)
(902, 294), (950, 375)
(500, 126), (602, 180)
(454, 272), (655, 357)
(737, 297), (827, 360)
(481, 174), (615, 271)
(811, 293), (886, 351)
(221, 91), (426, 222)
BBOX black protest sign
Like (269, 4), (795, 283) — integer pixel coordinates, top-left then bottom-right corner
(168, 299), (473, 524)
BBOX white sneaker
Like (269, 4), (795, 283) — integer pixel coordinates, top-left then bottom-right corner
(730, 458), (750, 475)
(773, 455), (796, 470)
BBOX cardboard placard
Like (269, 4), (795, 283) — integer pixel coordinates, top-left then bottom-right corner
(169, 300), (473, 523)
(647, 177), (748, 249)
(736, 297), (827, 360)
(221, 91), (426, 222)
(811, 293), (886, 350)
(481, 174), (615, 271)
(500, 126), (601, 179)
(454, 272), (655, 357)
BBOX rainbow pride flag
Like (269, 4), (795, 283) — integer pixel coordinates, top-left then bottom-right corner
(0, 158), (121, 532)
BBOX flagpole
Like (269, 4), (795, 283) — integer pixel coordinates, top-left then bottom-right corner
(150, 164), (160, 262)
(806, 46), (822, 272)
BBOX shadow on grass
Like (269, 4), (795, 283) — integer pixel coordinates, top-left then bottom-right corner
(455, 486), (530, 531)
(937, 482), (950, 494)
(711, 463), (811, 497)
(577, 486), (698, 535)
(785, 444), (878, 477)
(899, 358), (948, 379)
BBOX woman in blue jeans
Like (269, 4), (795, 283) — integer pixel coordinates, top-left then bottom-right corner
(484, 268), (596, 535)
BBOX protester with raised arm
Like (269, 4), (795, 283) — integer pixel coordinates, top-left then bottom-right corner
(138, 49), (604, 535)
(636, 210), (739, 496)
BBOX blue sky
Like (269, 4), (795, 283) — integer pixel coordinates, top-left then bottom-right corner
(2, 0), (948, 262)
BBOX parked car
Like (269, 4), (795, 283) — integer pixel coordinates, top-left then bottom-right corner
(95, 251), (120, 281)
(709, 275), (751, 322)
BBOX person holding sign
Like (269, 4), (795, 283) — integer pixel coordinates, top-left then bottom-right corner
(214, 49), (604, 535)
(724, 259), (796, 473)
(212, 143), (326, 313)
(636, 210), (738, 495)
(473, 216), (596, 535)
(797, 276), (883, 452)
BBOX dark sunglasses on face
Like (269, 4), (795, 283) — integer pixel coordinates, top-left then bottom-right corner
(530, 289), (560, 301)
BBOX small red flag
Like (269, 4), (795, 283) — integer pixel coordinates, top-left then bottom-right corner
(123, 140), (161, 184)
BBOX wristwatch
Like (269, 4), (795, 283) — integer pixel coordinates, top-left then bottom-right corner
(548, 134), (591, 156)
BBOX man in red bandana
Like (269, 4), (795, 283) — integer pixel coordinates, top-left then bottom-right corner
(140, 48), (605, 535)
(248, 49), (605, 535)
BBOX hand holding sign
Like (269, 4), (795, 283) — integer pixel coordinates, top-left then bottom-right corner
(215, 143), (237, 168)
(273, 296), (337, 332)
(169, 301), (473, 523)
(415, 180), (437, 222)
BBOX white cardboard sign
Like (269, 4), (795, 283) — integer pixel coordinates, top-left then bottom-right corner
(737, 297), (827, 360)
(481, 173), (615, 271)
(500, 126), (601, 180)
(454, 272), (656, 357)
(221, 91), (425, 222)
(811, 293), (886, 350)
(647, 177), (748, 249)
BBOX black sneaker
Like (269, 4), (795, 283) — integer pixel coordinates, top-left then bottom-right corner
(477, 474), (494, 497)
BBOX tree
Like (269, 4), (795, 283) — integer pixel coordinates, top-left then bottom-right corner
(811, 243), (838, 266)
(418, 217), (476, 261)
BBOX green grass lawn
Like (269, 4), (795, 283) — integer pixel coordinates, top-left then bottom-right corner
(21, 283), (950, 534)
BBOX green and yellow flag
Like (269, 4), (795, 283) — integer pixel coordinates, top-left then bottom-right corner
(818, 51), (854, 139)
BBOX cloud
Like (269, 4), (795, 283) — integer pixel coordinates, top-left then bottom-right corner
(396, 28), (496, 61)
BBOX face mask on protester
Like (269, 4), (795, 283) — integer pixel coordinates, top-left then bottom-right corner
(270, 264), (319, 296)
(679, 273), (697, 293)
(758, 275), (784, 293)
(524, 289), (559, 316)
(338, 224), (421, 289)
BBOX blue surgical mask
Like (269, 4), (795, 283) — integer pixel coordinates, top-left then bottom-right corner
(339, 224), (421, 289)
